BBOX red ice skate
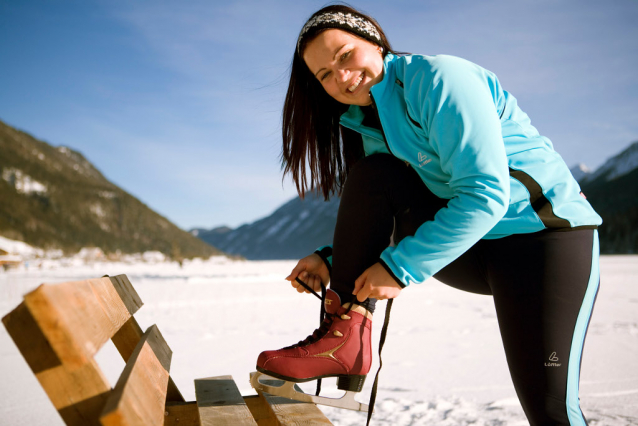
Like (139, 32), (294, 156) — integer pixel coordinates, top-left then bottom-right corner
(250, 288), (373, 411)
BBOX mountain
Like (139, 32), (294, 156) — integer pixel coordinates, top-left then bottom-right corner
(195, 141), (638, 259)
(580, 141), (638, 254)
(569, 163), (591, 183)
(582, 141), (638, 184)
(0, 119), (221, 258)
(195, 192), (339, 260)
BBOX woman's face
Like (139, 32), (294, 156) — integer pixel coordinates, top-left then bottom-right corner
(303, 29), (384, 106)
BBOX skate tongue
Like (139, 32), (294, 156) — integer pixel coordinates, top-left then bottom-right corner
(324, 289), (341, 315)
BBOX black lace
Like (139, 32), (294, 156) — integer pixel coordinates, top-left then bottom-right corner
(366, 298), (393, 426)
(293, 277), (328, 396)
(294, 277), (393, 426)
(294, 277), (358, 396)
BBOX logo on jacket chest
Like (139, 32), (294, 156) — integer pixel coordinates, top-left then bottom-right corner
(418, 152), (432, 168)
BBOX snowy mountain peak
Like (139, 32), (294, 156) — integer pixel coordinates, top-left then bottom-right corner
(569, 163), (591, 182)
(586, 141), (638, 183)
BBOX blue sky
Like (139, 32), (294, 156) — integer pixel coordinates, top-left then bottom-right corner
(1, 0), (637, 230)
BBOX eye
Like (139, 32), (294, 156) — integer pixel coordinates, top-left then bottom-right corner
(340, 51), (351, 61)
(320, 71), (331, 81)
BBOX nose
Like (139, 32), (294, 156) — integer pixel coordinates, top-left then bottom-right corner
(335, 67), (349, 84)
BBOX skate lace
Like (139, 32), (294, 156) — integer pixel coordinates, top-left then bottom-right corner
(295, 278), (394, 426)
(291, 278), (355, 398)
(286, 278), (354, 349)
(287, 314), (334, 348)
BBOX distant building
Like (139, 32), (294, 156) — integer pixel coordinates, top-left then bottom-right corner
(76, 247), (105, 261)
(0, 248), (23, 270)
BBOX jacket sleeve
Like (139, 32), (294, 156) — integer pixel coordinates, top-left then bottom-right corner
(379, 56), (510, 287)
(314, 245), (333, 275)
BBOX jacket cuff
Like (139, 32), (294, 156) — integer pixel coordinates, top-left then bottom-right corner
(379, 259), (407, 289)
(314, 245), (333, 275)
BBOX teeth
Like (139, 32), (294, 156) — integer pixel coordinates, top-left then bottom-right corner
(348, 74), (364, 92)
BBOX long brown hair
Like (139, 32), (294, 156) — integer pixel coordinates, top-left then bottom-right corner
(281, 4), (397, 200)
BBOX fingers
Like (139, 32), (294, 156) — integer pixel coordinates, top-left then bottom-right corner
(291, 271), (310, 293)
(285, 261), (307, 282)
(287, 258), (311, 294)
(290, 271), (324, 295)
(353, 272), (372, 303)
(353, 274), (365, 296)
(356, 284), (373, 302)
(308, 274), (322, 292)
(286, 253), (329, 296)
(353, 264), (402, 302)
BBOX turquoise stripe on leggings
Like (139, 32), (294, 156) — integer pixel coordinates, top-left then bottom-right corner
(566, 230), (599, 425)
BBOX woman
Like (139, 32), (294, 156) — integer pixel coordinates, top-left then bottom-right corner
(255, 5), (602, 425)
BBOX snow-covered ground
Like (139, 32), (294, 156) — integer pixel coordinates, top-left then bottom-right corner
(1, 255), (636, 425)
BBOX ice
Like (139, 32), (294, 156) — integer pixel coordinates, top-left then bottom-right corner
(0, 254), (636, 425)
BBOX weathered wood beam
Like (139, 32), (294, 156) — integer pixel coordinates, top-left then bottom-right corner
(100, 325), (172, 426)
(195, 375), (257, 426)
(164, 401), (200, 426)
(23, 276), (140, 367)
(250, 375), (333, 425)
(112, 316), (184, 402)
(244, 395), (277, 426)
(3, 302), (111, 426)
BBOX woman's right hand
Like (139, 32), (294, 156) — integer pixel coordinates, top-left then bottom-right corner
(285, 253), (330, 294)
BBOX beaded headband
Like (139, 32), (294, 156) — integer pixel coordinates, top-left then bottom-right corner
(296, 11), (382, 55)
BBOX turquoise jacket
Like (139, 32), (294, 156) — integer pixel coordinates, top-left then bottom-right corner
(335, 53), (601, 287)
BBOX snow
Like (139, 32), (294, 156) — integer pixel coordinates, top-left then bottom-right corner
(0, 236), (44, 258)
(90, 202), (106, 218)
(99, 190), (116, 199)
(570, 162), (591, 182)
(587, 141), (638, 182)
(1, 168), (48, 195)
(0, 255), (636, 425)
(262, 215), (291, 239)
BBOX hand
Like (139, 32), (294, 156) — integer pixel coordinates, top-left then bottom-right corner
(353, 263), (402, 302)
(286, 253), (330, 294)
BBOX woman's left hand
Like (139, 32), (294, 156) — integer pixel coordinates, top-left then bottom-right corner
(353, 262), (403, 302)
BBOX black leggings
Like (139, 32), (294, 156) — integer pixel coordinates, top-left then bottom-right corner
(330, 154), (599, 425)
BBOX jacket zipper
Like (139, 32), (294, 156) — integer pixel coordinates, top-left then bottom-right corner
(340, 116), (386, 144)
(369, 93), (395, 157)
(370, 94), (410, 166)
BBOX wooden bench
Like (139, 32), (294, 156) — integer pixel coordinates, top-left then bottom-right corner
(2, 274), (333, 425)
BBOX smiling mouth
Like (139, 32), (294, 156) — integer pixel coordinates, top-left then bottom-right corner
(347, 72), (364, 93)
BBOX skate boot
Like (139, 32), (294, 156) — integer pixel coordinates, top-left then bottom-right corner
(251, 288), (373, 411)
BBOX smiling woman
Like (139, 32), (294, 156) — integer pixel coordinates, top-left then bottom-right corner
(303, 29), (384, 106)
(253, 4), (603, 426)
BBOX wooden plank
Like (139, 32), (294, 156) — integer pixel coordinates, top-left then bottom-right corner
(3, 302), (111, 426)
(100, 325), (172, 426)
(23, 277), (136, 367)
(195, 376), (257, 426)
(2, 302), (62, 374)
(244, 395), (277, 426)
(111, 316), (145, 361)
(112, 317), (185, 402)
(164, 401), (200, 426)
(108, 275), (143, 315)
(252, 376), (332, 425)
(43, 362), (111, 426)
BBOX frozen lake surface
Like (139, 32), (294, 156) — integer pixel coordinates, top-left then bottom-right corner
(1, 255), (637, 425)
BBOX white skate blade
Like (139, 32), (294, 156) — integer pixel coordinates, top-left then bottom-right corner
(250, 371), (370, 412)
